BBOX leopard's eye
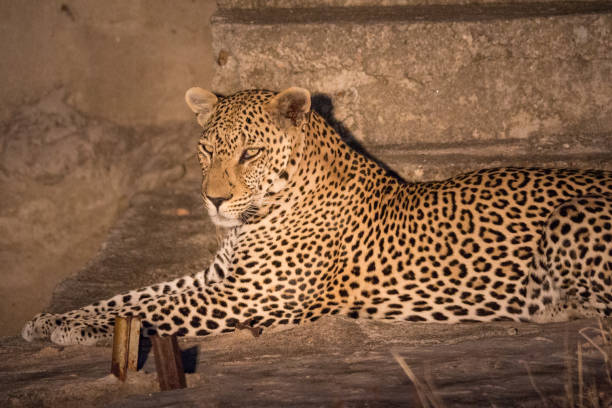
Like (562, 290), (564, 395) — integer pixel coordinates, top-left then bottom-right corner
(240, 147), (262, 163)
(199, 143), (214, 157)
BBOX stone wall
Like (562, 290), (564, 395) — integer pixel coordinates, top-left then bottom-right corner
(0, 0), (217, 335)
(0, 0), (216, 126)
(211, 0), (612, 181)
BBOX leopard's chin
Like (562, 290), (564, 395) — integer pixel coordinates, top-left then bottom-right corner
(209, 214), (243, 228)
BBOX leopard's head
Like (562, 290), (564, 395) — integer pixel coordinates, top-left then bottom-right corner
(185, 87), (311, 227)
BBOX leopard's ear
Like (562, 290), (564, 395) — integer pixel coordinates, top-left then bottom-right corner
(264, 87), (311, 129)
(185, 87), (218, 127)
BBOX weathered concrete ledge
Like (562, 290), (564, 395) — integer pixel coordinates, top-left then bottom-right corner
(212, 0), (612, 176)
(217, 0), (612, 10)
(366, 136), (612, 181)
(214, 1), (612, 24)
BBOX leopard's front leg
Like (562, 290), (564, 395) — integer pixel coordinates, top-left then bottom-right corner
(20, 271), (207, 343)
(32, 277), (292, 345)
(22, 227), (241, 343)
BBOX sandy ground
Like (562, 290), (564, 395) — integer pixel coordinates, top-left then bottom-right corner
(1, 317), (611, 407)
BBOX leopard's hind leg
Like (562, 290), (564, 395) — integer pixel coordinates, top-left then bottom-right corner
(527, 195), (612, 322)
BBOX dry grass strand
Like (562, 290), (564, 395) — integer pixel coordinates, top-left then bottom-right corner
(391, 350), (443, 408)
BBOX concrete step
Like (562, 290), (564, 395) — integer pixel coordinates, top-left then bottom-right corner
(211, 0), (612, 173)
(214, 1), (612, 22)
(366, 135), (612, 181)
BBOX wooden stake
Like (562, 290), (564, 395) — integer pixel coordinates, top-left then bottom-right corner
(151, 335), (187, 391)
(110, 316), (141, 381)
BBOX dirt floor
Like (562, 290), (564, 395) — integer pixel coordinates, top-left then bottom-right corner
(1, 317), (611, 407)
(1, 170), (611, 407)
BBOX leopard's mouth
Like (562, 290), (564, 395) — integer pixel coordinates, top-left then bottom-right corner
(204, 194), (262, 227)
(208, 205), (260, 227)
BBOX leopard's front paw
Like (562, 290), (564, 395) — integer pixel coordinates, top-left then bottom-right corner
(22, 313), (114, 345)
(49, 319), (112, 346)
(22, 313), (62, 342)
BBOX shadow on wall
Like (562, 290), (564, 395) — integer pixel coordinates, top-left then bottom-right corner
(312, 93), (406, 182)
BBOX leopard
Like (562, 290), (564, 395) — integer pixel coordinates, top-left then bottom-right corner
(22, 86), (612, 345)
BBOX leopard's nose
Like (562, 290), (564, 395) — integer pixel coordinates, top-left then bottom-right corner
(207, 195), (232, 210)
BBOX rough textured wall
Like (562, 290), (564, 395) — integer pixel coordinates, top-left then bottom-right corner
(0, 0), (217, 335)
(212, 1), (612, 181)
(214, 15), (612, 145)
(0, 0), (216, 126)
